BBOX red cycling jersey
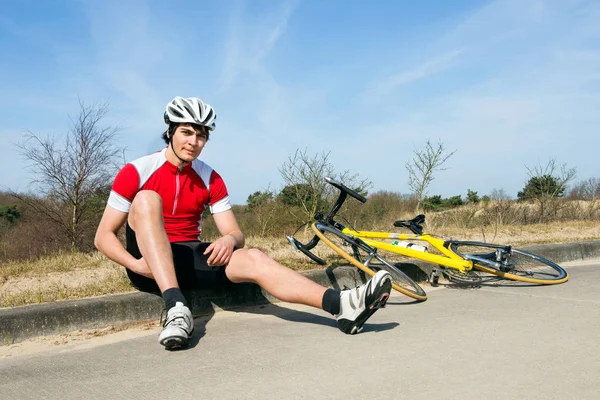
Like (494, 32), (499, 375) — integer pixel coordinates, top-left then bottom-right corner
(108, 148), (231, 242)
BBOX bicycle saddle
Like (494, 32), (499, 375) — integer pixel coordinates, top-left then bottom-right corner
(393, 214), (425, 235)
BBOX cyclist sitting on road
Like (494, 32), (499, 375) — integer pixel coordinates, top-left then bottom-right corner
(94, 96), (392, 349)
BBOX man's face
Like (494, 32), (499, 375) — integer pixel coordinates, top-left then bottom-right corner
(171, 123), (208, 162)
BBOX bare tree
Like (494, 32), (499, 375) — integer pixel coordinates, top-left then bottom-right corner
(278, 148), (371, 222)
(405, 139), (456, 213)
(568, 177), (600, 219)
(570, 177), (600, 200)
(11, 100), (123, 251)
(478, 188), (519, 242)
(519, 158), (577, 223)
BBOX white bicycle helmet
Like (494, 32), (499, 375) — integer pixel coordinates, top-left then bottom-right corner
(164, 96), (217, 131)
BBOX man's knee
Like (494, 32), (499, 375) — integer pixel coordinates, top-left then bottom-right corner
(129, 191), (162, 225)
(130, 190), (162, 215)
(247, 248), (269, 266)
(229, 248), (270, 280)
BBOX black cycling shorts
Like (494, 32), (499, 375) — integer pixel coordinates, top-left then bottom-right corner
(125, 224), (232, 292)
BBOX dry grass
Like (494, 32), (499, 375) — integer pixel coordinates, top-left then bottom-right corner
(0, 251), (119, 281)
(0, 251), (134, 308)
(246, 235), (341, 270)
(0, 269), (132, 308)
(2, 219), (600, 308)
(428, 220), (600, 246)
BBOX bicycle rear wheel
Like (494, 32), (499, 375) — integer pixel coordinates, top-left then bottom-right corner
(447, 241), (568, 284)
(312, 223), (427, 301)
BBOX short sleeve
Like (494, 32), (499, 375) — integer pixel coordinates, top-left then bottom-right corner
(107, 164), (140, 212)
(209, 170), (232, 214)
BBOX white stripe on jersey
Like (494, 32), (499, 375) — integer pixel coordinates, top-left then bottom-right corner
(191, 158), (214, 190)
(130, 148), (169, 188)
(108, 191), (132, 213)
(210, 196), (232, 214)
(192, 158), (232, 214)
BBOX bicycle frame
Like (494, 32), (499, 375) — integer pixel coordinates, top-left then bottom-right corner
(335, 227), (473, 273)
(289, 177), (567, 287)
(289, 177), (474, 274)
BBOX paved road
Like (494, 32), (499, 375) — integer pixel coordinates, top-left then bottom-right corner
(1, 262), (598, 400)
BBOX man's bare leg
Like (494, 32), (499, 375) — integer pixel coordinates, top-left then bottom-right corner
(223, 248), (393, 334)
(128, 190), (179, 292)
(224, 248), (327, 308)
(128, 191), (193, 348)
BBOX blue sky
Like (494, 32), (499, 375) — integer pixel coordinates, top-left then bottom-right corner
(1, 0), (598, 205)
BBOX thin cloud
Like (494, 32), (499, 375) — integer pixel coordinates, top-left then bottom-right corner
(368, 49), (464, 95)
(83, 2), (165, 107)
(259, 0), (297, 62)
(218, 0), (298, 92)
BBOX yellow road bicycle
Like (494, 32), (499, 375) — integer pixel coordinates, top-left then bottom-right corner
(287, 178), (569, 302)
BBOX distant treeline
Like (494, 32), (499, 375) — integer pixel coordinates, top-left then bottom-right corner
(1, 181), (599, 262)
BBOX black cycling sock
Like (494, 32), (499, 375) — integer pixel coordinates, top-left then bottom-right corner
(322, 288), (341, 315)
(162, 287), (188, 311)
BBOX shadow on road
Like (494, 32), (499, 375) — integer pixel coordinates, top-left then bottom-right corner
(159, 282), (402, 350)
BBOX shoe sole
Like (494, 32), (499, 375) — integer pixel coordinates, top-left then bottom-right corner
(160, 335), (191, 349)
(348, 288), (391, 335)
(159, 327), (194, 350)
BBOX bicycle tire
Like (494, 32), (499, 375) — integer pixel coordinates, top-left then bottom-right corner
(447, 241), (568, 285)
(312, 223), (427, 301)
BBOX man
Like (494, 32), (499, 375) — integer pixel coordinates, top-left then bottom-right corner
(95, 96), (392, 349)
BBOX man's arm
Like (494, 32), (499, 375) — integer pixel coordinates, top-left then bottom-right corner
(94, 205), (153, 278)
(203, 209), (244, 266)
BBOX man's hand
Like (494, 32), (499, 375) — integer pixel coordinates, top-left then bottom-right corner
(204, 234), (237, 266)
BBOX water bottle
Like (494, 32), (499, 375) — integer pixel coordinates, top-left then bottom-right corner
(392, 240), (427, 252)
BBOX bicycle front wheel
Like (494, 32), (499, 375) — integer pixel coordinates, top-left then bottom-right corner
(448, 241), (568, 284)
(312, 223), (427, 301)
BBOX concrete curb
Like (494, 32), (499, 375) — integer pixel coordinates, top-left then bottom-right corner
(1, 240), (599, 344)
(0, 267), (369, 344)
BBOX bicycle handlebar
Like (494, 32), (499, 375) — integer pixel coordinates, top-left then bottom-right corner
(288, 177), (429, 264)
(287, 177), (366, 263)
(324, 177), (367, 203)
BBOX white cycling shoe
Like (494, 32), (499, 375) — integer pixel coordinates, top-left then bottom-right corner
(336, 270), (392, 334)
(158, 302), (194, 349)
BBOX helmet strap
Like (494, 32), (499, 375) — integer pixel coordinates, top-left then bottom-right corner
(170, 140), (188, 166)
(167, 124), (188, 167)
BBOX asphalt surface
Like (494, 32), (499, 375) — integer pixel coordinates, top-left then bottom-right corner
(0, 261), (598, 400)
(3, 240), (600, 344)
